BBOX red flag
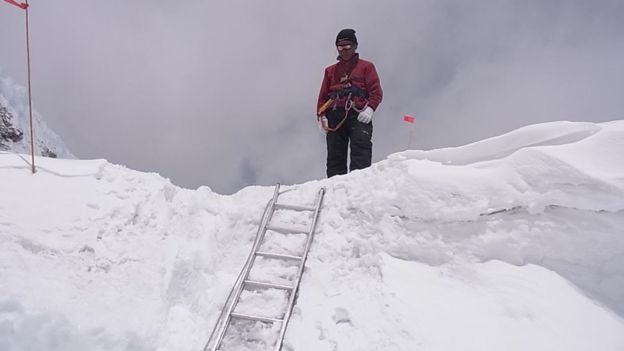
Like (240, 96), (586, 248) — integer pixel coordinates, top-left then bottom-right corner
(3, 0), (28, 9)
(403, 115), (415, 123)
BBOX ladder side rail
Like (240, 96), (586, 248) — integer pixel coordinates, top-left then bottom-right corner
(205, 184), (281, 351)
(217, 185), (282, 348)
(274, 187), (326, 351)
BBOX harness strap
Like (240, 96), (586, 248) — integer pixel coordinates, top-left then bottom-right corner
(329, 86), (369, 100)
(319, 93), (362, 132)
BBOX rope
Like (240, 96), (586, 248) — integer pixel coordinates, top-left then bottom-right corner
(321, 94), (352, 132)
(318, 93), (369, 133)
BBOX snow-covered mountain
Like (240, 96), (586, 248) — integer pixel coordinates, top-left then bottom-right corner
(0, 70), (74, 158)
(1, 121), (623, 351)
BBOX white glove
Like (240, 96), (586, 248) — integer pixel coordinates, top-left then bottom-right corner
(357, 106), (374, 124)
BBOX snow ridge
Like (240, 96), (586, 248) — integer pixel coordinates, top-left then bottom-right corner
(1, 120), (624, 351)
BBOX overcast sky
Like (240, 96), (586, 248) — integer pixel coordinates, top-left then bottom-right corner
(1, 0), (623, 193)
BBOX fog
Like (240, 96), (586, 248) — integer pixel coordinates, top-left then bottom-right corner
(1, 0), (623, 193)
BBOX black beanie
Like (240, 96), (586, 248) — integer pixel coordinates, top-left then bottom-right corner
(336, 28), (358, 45)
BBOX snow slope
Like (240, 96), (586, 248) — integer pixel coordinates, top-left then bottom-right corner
(1, 120), (623, 351)
(0, 70), (74, 158)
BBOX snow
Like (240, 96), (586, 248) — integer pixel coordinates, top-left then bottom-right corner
(0, 70), (74, 158)
(1, 120), (624, 351)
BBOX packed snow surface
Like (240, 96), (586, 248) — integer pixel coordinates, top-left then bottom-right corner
(1, 120), (624, 351)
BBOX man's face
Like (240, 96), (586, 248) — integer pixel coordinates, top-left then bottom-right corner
(336, 40), (357, 61)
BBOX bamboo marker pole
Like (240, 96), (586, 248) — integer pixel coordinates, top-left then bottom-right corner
(403, 114), (416, 149)
(25, 0), (36, 173)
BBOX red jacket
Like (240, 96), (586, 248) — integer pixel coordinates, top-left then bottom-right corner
(317, 54), (383, 113)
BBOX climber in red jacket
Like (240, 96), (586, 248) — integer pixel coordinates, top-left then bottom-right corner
(317, 28), (383, 177)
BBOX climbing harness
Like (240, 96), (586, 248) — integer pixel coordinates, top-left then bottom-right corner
(317, 86), (369, 133)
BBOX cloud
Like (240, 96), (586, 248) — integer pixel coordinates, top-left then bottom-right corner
(1, 0), (622, 193)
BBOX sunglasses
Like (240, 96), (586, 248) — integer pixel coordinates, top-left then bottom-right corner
(337, 44), (353, 51)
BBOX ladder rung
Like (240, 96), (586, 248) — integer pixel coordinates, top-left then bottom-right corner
(266, 224), (309, 234)
(274, 203), (316, 212)
(230, 312), (283, 324)
(244, 279), (294, 291)
(256, 251), (303, 261)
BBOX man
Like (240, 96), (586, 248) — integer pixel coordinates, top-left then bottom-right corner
(317, 28), (383, 177)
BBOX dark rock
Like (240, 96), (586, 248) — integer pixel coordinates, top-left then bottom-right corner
(0, 104), (24, 147)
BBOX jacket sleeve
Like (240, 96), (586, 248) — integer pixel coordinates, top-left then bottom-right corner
(365, 63), (383, 111)
(317, 67), (331, 114)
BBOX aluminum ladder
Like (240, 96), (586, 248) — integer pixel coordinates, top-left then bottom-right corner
(204, 184), (325, 351)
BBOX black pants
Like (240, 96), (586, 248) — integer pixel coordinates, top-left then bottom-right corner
(326, 108), (373, 177)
